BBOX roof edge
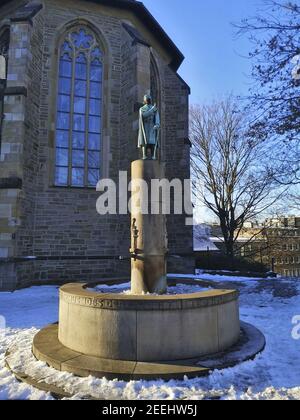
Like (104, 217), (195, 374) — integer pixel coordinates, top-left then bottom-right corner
(0, 0), (185, 70)
(88, 0), (185, 70)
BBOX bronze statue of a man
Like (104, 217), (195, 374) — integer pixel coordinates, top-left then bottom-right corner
(138, 94), (160, 160)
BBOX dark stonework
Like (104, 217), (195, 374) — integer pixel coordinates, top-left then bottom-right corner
(122, 22), (150, 47)
(0, 177), (22, 189)
(4, 86), (27, 97)
(10, 2), (43, 23)
(0, 0), (194, 290)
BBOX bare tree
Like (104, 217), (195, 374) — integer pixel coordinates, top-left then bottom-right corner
(190, 97), (284, 259)
(235, 0), (300, 186)
(287, 187), (300, 210)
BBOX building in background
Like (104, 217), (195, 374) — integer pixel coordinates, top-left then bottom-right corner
(236, 216), (300, 277)
(197, 216), (300, 277)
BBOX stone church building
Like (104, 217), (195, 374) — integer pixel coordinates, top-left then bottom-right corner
(0, 0), (193, 291)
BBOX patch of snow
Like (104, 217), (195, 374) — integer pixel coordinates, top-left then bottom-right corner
(193, 224), (220, 251)
(87, 283), (130, 293)
(194, 238), (219, 252)
(87, 282), (210, 295)
(169, 272), (262, 284)
(197, 273), (262, 283)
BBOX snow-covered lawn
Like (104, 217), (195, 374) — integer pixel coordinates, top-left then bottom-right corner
(1, 276), (300, 400)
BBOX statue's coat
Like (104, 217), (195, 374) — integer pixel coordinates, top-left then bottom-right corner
(138, 104), (160, 148)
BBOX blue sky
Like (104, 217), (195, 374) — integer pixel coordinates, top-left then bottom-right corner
(142, 0), (265, 104)
(142, 0), (299, 220)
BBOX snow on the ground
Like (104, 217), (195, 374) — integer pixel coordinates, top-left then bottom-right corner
(168, 270), (265, 282)
(1, 278), (300, 400)
(0, 286), (59, 400)
(89, 282), (210, 295)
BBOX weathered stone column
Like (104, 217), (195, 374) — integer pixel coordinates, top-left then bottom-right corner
(0, 20), (33, 288)
(0, 3), (43, 290)
(130, 159), (168, 295)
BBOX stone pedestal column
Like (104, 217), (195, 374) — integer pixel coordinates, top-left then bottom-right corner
(130, 159), (168, 295)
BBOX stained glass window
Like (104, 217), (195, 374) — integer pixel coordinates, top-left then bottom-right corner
(55, 27), (102, 187)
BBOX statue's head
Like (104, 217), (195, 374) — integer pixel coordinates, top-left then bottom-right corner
(143, 94), (152, 105)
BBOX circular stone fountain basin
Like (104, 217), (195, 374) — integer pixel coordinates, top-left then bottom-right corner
(57, 282), (240, 362)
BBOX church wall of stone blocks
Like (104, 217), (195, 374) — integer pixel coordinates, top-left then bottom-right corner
(0, 0), (193, 290)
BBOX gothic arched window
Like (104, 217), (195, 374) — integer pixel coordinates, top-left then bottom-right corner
(55, 27), (103, 187)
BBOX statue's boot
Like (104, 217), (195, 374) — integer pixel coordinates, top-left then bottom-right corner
(152, 145), (158, 160)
